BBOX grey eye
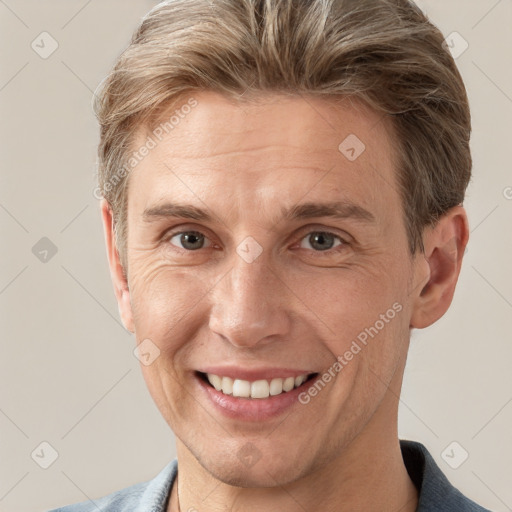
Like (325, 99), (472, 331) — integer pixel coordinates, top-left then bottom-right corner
(169, 231), (211, 250)
(299, 232), (343, 252)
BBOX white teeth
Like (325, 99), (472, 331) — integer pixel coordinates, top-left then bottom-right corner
(209, 374), (222, 391)
(232, 379), (251, 398)
(205, 372), (310, 399)
(283, 376), (295, 392)
(251, 379), (270, 399)
(221, 376), (233, 395)
(269, 378), (283, 396)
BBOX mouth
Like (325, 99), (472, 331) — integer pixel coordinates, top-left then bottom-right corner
(196, 371), (319, 400)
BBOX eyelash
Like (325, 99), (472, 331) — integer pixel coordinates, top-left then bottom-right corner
(163, 226), (350, 255)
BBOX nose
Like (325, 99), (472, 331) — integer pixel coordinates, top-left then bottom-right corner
(208, 251), (291, 348)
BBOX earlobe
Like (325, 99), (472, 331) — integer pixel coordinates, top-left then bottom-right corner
(410, 206), (469, 329)
(118, 287), (135, 334)
(100, 199), (135, 333)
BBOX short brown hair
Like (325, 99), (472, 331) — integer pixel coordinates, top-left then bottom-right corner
(93, 0), (472, 271)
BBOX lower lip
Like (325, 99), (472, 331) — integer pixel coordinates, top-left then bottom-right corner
(195, 373), (316, 421)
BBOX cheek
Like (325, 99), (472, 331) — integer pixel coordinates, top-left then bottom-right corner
(128, 258), (208, 338)
(300, 264), (400, 334)
(306, 261), (410, 390)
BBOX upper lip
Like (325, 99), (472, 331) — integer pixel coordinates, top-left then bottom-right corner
(197, 366), (317, 381)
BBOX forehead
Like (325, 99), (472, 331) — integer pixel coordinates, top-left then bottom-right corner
(127, 91), (400, 226)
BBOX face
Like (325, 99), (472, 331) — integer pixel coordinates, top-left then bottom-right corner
(110, 91), (428, 487)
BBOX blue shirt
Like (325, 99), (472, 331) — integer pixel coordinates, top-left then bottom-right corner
(48, 439), (492, 511)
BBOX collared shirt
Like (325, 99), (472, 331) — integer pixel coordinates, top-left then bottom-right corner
(48, 439), (493, 511)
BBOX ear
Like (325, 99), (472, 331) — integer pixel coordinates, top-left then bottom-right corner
(100, 199), (134, 333)
(410, 205), (469, 329)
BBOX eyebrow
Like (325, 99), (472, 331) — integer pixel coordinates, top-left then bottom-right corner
(142, 200), (375, 224)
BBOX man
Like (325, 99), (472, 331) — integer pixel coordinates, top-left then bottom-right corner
(50, 0), (492, 510)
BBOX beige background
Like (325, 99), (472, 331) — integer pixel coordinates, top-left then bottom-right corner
(0, 1), (511, 511)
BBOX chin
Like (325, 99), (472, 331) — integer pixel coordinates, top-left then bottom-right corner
(195, 445), (314, 489)
(207, 463), (302, 488)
